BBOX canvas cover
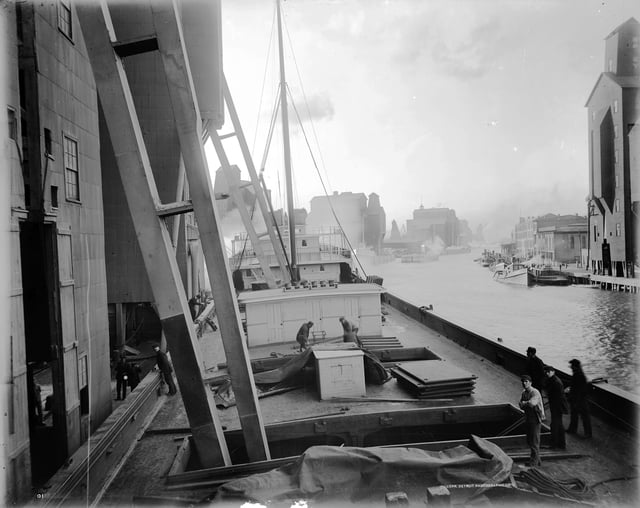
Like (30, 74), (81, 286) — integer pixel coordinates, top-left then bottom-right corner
(216, 435), (513, 505)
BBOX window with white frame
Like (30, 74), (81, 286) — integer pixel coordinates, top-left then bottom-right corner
(615, 199), (620, 213)
(614, 100), (618, 113)
(616, 223), (621, 236)
(616, 174), (619, 188)
(64, 135), (80, 201)
(78, 355), (88, 389)
(58, 0), (73, 40)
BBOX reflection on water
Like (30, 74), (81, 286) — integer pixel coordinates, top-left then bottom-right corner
(362, 250), (639, 394)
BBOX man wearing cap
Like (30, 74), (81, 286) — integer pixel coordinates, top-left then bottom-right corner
(153, 345), (177, 396)
(565, 359), (592, 438)
(526, 347), (546, 391)
(544, 365), (567, 449)
(519, 374), (545, 467)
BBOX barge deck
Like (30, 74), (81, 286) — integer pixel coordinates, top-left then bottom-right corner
(46, 302), (638, 507)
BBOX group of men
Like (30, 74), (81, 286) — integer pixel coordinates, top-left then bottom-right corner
(295, 317), (359, 352)
(114, 345), (177, 400)
(114, 354), (142, 401)
(519, 346), (592, 467)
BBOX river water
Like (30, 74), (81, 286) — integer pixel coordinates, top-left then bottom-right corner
(359, 249), (639, 395)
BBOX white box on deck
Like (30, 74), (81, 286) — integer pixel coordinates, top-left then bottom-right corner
(314, 349), (365, 400)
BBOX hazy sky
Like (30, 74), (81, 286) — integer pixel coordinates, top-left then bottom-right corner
(208, 0), (639, 242)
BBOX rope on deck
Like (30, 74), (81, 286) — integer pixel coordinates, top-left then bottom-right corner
(515, 467), (595, 502)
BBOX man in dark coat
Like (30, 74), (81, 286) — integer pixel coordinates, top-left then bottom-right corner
(115, 355), (130, 400)
(128, 362), (142, 390)
(296, 321), (313, 352)
(153, 345), (177, 395)
(544, 365), (567, 449)
(565, 358), (592, 438)
(526, 346), (546, 391)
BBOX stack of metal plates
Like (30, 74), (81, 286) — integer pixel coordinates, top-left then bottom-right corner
(390, 360), (477, 398)
(358, 336), (403, 349)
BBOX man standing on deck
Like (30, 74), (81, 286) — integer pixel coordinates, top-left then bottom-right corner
(153, 345), (177, 395)
(296, 321), (313, 352)
(543, 365), (567, 449)
(526, 347), (546, 391)
(519, 374), (545, 467)
(115, 354), (130, 401)
(565, 359), (592, 438)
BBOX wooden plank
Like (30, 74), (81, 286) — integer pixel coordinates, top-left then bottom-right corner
(150, 0), (270, 462)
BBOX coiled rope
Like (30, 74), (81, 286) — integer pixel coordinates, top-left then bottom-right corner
(515, 468), (594, 501)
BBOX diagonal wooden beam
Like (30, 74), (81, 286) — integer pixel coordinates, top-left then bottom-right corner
(75, 0), (230, 467)
(149, 0), (270, 462)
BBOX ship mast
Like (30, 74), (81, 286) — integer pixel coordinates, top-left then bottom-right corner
(276, 0), (298, 282)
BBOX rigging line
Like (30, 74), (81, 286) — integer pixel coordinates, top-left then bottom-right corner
(258, 86), (282, 174)
(260, 173), (293, 280)
(282, 12), (333, 192)
(251, 5), (278, 157)
(287, 85), (367, 279)
(235, 198), (258, 271)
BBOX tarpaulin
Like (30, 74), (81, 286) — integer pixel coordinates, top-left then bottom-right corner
(216, 435), (513, 505)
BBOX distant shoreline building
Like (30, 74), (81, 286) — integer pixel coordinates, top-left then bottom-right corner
(405, 205), (460, 248)
(514, 214), (588, 265)
(585, 17), (639, 277)
(306, 191), (386, 253)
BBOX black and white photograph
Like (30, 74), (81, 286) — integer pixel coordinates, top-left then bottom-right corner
(1, 0), (638, 506)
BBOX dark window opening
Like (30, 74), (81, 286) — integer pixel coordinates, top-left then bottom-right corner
(80, 386), (89, 415)
(8, 108), (17, 140)
(79, 356), (89, 414)
(21, 116), (29, 169)
(44, 128), (52, 157)
(19, 70), (26, 110)
(16, 2), (23, 42)
(51, 186), (58, 209)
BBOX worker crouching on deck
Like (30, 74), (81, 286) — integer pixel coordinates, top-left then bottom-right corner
(339, 317), (357, 343)
(519, 374), (545, 467)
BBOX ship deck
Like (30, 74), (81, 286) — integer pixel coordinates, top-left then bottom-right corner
(96, 303), (638, 507)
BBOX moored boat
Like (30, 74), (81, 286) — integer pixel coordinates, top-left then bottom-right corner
(492, 262), (533, 286)
(529, 265), (572, 286)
